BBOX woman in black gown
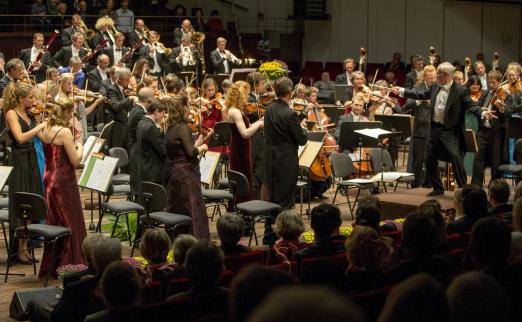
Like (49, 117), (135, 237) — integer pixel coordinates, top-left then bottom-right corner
(164, 96), (213, 239)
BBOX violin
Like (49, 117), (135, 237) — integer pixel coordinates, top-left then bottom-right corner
(291, 98), (308, 111)
(245, 102), (266, 115)
(470, 90), (483, 103)
(259, 92), (275, 105)
(28, 102), (52, 115)
(208, 92), (225, 110)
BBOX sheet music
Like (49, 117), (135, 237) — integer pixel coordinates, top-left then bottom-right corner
(354, 128), (392, 139)
(81, 137), (105, 165)
(370, 172), (414, 183)
(79, 156), (118, 192)
(0, 166), (13, 191)
(199, 154), (216, 185)
(298, 144), (306, 158)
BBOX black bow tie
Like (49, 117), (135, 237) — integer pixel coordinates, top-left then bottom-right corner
(115, 48), (122, 52)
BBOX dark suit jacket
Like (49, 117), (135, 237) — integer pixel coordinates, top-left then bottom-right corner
(52, 46), (88, 68)
(403, 82), (475, 152)
(101, 46), (130, 67)
(136, 117), (167, 184)
(51, 276), (103, 322)
(404, 70), (420, 89)
(86, 67), (109, 92)
(210, 49), (237, 74)
(106, 84), (133, 123)
(0, 75), (12, 97)
(335, 72), (352, 85)
(61, 26), (78, 47)
(170, 46), (196, 72)
(92, 31), (114, 49)
(19, 48), (52, 83)
(128, 30), (146, 48)
(333, 113), (354, 142)
(400, 82), (431, 138)
(139, 45), (167, 74)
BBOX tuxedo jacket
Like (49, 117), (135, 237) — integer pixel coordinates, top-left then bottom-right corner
(400, 82), (432, 138)
(136, 117), (167, 184)
(92, 31), (114, 49)
(101, 46), (130, 67)
(60, 26), (78, 47)
(210, 49), (237, 74)
(138, 45), (167, 73)
(19, 48), (52, 83)
(128, 30), (145, 48)
(404, 70), (419, 89)
(335, 72), (351, 85)
(52, 46), (88, 68)
(106, 84), (133, 123)
(87, 67), (109, 92)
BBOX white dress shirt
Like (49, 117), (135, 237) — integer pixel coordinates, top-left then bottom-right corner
(433, 81), (452, 124)
(97, 66), (108, 81)
(71, 46), (80, 58)
(217, 49), (230, 73)
(149, 45), (162, 73)
(478, 74), (488, 90)
(113, 47), (123, 64)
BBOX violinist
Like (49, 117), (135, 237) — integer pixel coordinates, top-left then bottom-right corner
(221, 78), (232, 95)
(163, 74), (184, 97)
(471, 70), (513, 186)
(290, 83), (308, 120)
(367, 80), (395, 121)
(502, 66), (522, 96)
(343, 71), (369, 111)
(136, 75), (159, 93)
(226, 81), (264, 202)
(106, 67), (138, 149)
(19, 33), (51, 83)
(130, 57), (150, 87)
(246, 71), (267, 198)
(197, 78), (226, 129)
(58, 56), (86, 89)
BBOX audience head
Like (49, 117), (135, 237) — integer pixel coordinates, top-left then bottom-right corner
(230, 266), (294, 322)
(82, 233), (105, 268)
(469, 217), (511, 269)
(354, 196), (382, 233)
(346, 226), (393, 272)
(418, 199), (447, 241)
(217, 213), (245, 249)
(378, 274), (450, 322)
(274, 210), (305, 241)
(185, 241), (225, 291)
(453, 187), (464, 217)
(461, 184), (488, 219)
(310, 203), (342, 240)
(173, 234), (197, 266)
(92, 238), (122, 276)
(401, 213), (439, 260)
(447, 271), (508, 322)
(100, 261), (140, 309)
(488, 179), (510, 206)
(248, 285), (363, 322)
(139, 228), (171, 265)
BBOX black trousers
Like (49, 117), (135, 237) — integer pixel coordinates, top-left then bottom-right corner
(471, 126), (504, 186)
(410, 136), (429, 187)
(426, 123), (467, 192)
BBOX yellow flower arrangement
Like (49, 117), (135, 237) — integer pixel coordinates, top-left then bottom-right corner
(134, 250), (175, 268)
(258, 60), (289, 80)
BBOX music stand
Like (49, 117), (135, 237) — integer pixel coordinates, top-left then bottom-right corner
(375, 114), (413, 167)
(322, 105), (344, 126)
(208, 121), (230, 171)
(338, 121), (382, 177)
(308, 131), (325, 142)
(334, 84), (351, 102)
(230, 68), (257, 82)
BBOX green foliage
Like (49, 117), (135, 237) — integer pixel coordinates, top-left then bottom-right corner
(101, 211), (138, 242)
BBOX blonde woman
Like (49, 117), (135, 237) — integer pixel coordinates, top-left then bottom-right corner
(38, 97), (86, 278)
(93, 15), (116, 48)
(226, 80), (264, 202)
(3, 80), (46, 264)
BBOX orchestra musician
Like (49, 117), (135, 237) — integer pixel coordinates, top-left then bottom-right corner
(52, 32), (89, 69)
(106, 67), (138, 150)
(171, 35), (196, 72)
(399, 65), (437, 188)
(471, 70), (513, 186)
(335, 57), (354, 86)
(263, 77), (308, 245)
(173, 19), (193, 47)
(86, 54), (110, 93)
(503, 66), (522, 96)
(196, 77), (225, 130)
(474, 60), (488, 90)
(226, 80), (264, 203)
(162, 74), (185, 97)
(128, 19), (147, 48)
(19, 33), (52, 83)
(61, 14), (83, 47)
(393, 62), (475, 196)
(343, 71), (370, 111)
(0, 58), (24, 96)
(58, 56), (86, 89)
(333, 94), (369, 147)
(367, 80), (396, 121)
(139, 30), (168, 77)
(210, 37), (242, 74)
(102, 32), (130, 68)
(130, 58), (150, 87)
(92, 16), (116, 49)
(405, 55), (424, 89)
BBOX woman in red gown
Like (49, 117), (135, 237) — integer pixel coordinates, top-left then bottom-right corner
(39, 97), (86, 278)
(226, 81), (264, 202)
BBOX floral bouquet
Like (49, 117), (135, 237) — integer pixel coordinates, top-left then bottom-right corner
(132, 250), (175, 268)
(258, 60), (289, 80)
(56, 264), (89, 281)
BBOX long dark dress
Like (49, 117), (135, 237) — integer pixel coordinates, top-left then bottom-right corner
(229, 114), (253, 202)
(164, 122), (210, 240)
(39, 128), (87, 278)
(8, 112), (44, 232)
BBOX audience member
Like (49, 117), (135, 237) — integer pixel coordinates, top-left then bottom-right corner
(488, 179), (513, 224)
(378, 274), (450, 322)
(113, 0), (134, 33)
(84, 261), (141, 322)
(63, 233), (105, 286)
(274, 210), (305, 262)
(512, 198), (522, 264)
(98, 0), (114, 17)
(217, 214), (251, 256)
(207, 9), (224, 35)
(418, 199), (447, 242)
(447, 184), (489, 234)
(353, 195), (383, 233)
(230, 266), (294, 322)
(139, 228), (174, 283)
(248, 285), (363, 322)
(294, 204), (345, 260)
(447, 272), (508, 322)
(343, 226), (394, 294)
(172, 233), (197, 270)
(313, 71), (335, 103)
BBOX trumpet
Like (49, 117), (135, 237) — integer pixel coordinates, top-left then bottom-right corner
(225, 49), (242, 65)
(154, 41), (172, 56)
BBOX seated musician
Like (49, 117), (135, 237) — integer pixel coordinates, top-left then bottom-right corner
(222, 79), (232, 95)
(333, 94), (369, 147)
(92, 16), (116, 48)
(58, 56), (86, 89)
(343, 71), (370, 113)
(367, 80), (396, 121)
(129, 57), (150, 88)
(163, 74), (184, 97)
(171, 35), (196, 73)
(101, 32), (130, 68)
(135, 75), (159, 93)
(291, 83), (308, 121)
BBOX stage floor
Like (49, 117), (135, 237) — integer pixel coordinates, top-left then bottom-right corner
(377, 188), (455, 219)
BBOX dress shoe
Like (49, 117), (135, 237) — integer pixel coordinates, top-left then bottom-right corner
(427, 190), (444, 197)
(17, 257), (34, 265)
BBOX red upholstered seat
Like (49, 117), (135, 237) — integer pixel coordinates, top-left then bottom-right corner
(224, 249), (263, 273)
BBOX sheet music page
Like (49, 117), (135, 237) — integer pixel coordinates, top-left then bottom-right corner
(370, 172), (414, 182)
(346, 178), (373, 184)
(85, 156), (119, 192)
(199, 154), (216, 185)
(0, 166), (13, 191)
(354, 128), (392, 139)
(81, 136), (97, 164)
(298, 144), (307, 158)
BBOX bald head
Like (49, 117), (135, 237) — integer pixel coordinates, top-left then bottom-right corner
(137, 87), (154, 105)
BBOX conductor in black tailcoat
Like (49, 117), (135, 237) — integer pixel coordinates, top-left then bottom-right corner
(393, 62), (476, 196)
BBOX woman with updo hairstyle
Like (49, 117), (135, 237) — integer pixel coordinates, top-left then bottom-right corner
(226, 80), (264, 202)
(163, 74), (185, 96)
(38, 96), (86, 278)
(130, 58), (151, 87)
(164, 97), (213, 239)
(3, 80), (46, 264)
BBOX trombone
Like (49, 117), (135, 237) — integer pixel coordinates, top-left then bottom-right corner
(79, 18), (95, 43)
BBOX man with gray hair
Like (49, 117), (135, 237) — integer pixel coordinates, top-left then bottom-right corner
(106, 67), (138, 150)
(0, 58), (24, 96)
(393, 62), (476, 196)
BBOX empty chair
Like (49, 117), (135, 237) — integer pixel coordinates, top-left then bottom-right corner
(109, 147), (131, 185)
(499, 138), (522, 186)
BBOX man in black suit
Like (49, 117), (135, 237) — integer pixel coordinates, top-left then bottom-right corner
(399, 65), (437, 187)
(135, 98), (167, 189)
(404, 54), (424, 89)
(173, 19), (193, 47)
(335, 57), (355, 86)
(106, 67), (138, 150)
(333, 95), (369, 143)
(128, 18), (147, 48)
(0, 58), (24, 96)
(128, 87), (153, 196)
(139, 30), (167, 76)
(61, 14), (83, 47)
(210, 37), (242, 74)
(170, 35), (196, 73)
(19, 33), (52, 83)
(101, 32), (130, 68)
(471, 70), (514, 186)
(53, 32), (89, 68)
(393, 62), (475, 196)
(86, 53), (110, 92)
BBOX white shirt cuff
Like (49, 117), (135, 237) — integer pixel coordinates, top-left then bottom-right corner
(399, 88), (405, 97)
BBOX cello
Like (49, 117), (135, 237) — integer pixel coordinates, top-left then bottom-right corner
(308, 104), (336, 183)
